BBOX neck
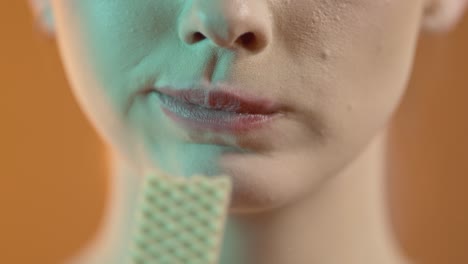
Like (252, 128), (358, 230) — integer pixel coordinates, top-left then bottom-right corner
(68, 129), (410, 264)
(228, 130), (409, 264)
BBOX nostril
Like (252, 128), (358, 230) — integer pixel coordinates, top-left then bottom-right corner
(239, 32), (255, 45)
(186, 31), (265, 52)
(192, 32), (206, 43)
(236, 32), (259, 50)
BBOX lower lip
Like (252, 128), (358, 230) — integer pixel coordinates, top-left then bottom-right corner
(156, 92), (279, 133)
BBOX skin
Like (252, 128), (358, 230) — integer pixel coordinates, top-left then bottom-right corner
(47, 0), (428, 211)
(30, 0), (467, 263)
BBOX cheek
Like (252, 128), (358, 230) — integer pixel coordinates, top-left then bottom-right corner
(51, 2), (158, 160)
(319, 0), (424, 139)
(279, 1), (426, 189)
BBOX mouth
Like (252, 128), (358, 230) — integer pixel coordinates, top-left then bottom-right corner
(145, 86), (284, 134)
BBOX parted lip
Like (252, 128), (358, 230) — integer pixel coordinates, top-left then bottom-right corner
(146, 86), (282, 115)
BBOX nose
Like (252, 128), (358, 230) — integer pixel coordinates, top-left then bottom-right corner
(178, 0), (271, 53)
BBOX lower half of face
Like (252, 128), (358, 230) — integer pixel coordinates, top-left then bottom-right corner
(52, 0), (425, 212)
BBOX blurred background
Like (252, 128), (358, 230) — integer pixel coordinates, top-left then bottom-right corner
(1, 1), (467, 264)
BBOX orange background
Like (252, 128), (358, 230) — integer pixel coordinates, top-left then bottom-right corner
(1, 2), (467, 263)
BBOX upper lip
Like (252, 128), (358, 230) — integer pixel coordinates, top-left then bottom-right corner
(147, 85), (283, 115)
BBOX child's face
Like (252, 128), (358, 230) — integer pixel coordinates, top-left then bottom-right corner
(48, 0), (434, 211)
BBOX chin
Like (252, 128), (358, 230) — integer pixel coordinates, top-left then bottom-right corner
(228, 193), (283, 215)
(219, 150), (325, 215)
(224, 171), (305, 215)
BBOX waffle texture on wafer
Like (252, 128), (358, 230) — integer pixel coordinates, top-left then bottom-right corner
(127, 172), (232, 264)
